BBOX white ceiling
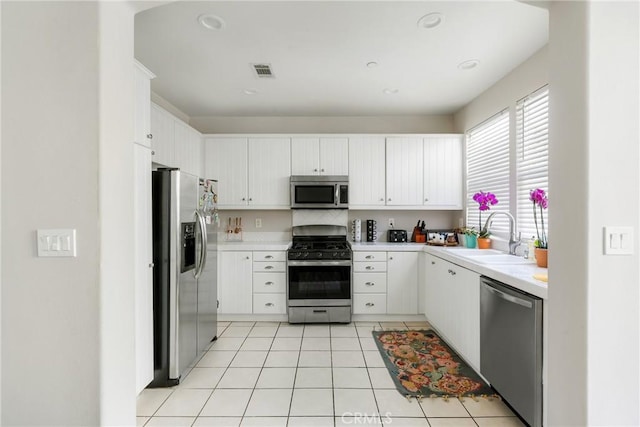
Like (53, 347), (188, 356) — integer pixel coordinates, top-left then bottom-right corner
(134, 1), (548, 117)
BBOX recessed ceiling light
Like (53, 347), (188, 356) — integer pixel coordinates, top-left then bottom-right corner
(243, 88), (258, 95)
(417, 12), (444, 29)
(383, 88), (399, 95)
(367, 62), (378, 68)
(458, 60), (480, 70)
(198, 14), (225, 31)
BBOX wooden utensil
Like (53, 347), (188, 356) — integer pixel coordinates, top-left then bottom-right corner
(234, 217), (239, 233)
(227, 217), (232, 234)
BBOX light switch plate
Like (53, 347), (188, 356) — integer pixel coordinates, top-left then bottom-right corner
(603, 226), (634, 255)
(37, 229), (77, 257)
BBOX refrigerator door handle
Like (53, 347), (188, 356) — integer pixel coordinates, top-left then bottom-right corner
(194, 209), (208, 279)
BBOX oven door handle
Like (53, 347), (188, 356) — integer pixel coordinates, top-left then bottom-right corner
(288, 260), (352, 267)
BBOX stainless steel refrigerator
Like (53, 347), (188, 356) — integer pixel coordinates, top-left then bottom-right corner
(149, 168), (217, 387)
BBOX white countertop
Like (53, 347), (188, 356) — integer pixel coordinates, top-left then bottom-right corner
(213, 241), (291, 251)
(351, 242), (427, 251)
(424, 246), (548, 300)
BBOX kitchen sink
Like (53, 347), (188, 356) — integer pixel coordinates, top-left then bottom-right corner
(466, 254), (531, 265)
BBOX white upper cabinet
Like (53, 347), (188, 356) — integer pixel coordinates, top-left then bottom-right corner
(291, 137), (348, 176)
(248, 138), (291, 208)
(348, 136), (386, 207)
(133, 61), (154, 147)
(423, 135), (463, 209)
(204, 137), (291, 209)
(385, 137), (424, 206)
(150, 103), (176, 167)
(174, 120), (202, 177)
(204, 137), (248, 208)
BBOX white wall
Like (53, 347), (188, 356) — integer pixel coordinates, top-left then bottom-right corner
(453, 45), (548, 133)
(585, 3), (639, 422)
(2, 1), (139, 425)
(2, 2), (101, 424)
(99, 2), (137, 425)
(190, 115), (454, 134)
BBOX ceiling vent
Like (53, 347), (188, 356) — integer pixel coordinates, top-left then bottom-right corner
(252, 63), (275, 78)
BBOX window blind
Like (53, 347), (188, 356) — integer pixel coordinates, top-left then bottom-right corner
(516, 86), (549, 241)
(466, 110), (510, 234)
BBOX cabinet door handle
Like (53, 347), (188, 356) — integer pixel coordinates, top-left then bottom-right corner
(314, 168), (318, 172)
(448, 269), (456, 275)
(242, 197), (246, 201)
(365, 282), (375, 286)
(246, 256), (250, 260)
(380, 198), (384, 201)
(249, 198), (253, 201)
(365, 255), (374, 259)
(265, 265), (274, 270)
(147, 134), (153, 139)
(321, 168), (325, 172)
(388, 198), (392, 202)
(366, 302), (375, 307)
(365, 266), (374, 270)
(425, 198), (429, 202)
(265, 255), (274, 259)
(151, 151), (155, 155)
(148, 263), (154, 268)
(265, 302), (274, 307)
(431, 261), (435, 265)
(265, 281), (274, 286)
(389, 256), (393, 260)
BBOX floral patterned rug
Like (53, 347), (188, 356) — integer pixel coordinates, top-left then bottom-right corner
(372, 329), (494, 398)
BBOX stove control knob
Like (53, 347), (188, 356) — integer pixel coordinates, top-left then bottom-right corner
(317, 252), (323, 258)
(302, 252), (308, 258)
(333, 252), (338, 258)
(340, 251), (349, 258)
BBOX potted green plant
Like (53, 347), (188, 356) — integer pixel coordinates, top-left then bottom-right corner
(530, 188), (548, 267)
(473, 191), (498, 249)
(464, 227), (478, 248)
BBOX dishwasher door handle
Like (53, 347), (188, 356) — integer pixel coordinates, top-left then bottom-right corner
(484, 284), (533, 308)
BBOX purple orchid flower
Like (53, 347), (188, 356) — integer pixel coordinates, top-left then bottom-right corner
(473, 191), (499, 232)
(530, 189), (548, 248)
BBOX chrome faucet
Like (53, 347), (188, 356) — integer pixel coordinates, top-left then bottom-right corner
(481, 211), (522, 255)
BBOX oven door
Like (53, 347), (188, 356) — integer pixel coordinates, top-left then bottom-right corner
(288, 261), (352, 306)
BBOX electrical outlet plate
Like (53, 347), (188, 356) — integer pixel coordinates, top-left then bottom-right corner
(255, 218), (262, 228)
(388, 218), (395, 228)
(603, 226), (634, 255)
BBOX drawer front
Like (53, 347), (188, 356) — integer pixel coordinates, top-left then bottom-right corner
(253, 272), (286, 293)
(353, 273), (387, 293)
(353, 252), (385, 262)
(253, 261), (286, 273)
(253, 251), (286, 262)
(353, 294), (387, 314)
(353, 261), (387, 273)
(253, 293), (286, 314)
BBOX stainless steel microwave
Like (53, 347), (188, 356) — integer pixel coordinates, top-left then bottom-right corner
(290, 175), (349, 209)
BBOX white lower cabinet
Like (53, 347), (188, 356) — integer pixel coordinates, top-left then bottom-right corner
(353, 294), (386, 314)
(218, 251), (253, 314)
(424, 253), (480, 370)
(218, 249), (287, 315)
(386, 252), (418, 314)
(353, 250), (419, 315)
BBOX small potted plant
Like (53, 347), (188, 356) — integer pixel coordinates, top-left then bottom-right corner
(464, 227), (478, 248)
(473, 191), (498, 249)
(530, 188), (548, 267)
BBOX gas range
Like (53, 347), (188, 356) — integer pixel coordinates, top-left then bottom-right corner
(288, 239), (351, 261)
(287, 225), (352, 324)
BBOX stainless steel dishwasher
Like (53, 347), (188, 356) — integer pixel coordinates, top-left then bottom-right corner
(480, 276), (543, 427)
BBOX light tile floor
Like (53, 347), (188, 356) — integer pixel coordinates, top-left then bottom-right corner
(137, 321), (524, 427)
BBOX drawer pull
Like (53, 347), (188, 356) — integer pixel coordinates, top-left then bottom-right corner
(365, 302), (375, 307)
(264, 265), (274, 270)
(365, 255), (374, 259)
(147, 133), (153, 139)
(265, 302), (274, 307)
(265, 281), (274, 286)
(365, 282), (375, 286)
(431, 261), (435, 265)
(448, 269), (456, 276)
(365, 266), (374, 270)
(313, 309), (327, 313)
(265, 255), (274, 259)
